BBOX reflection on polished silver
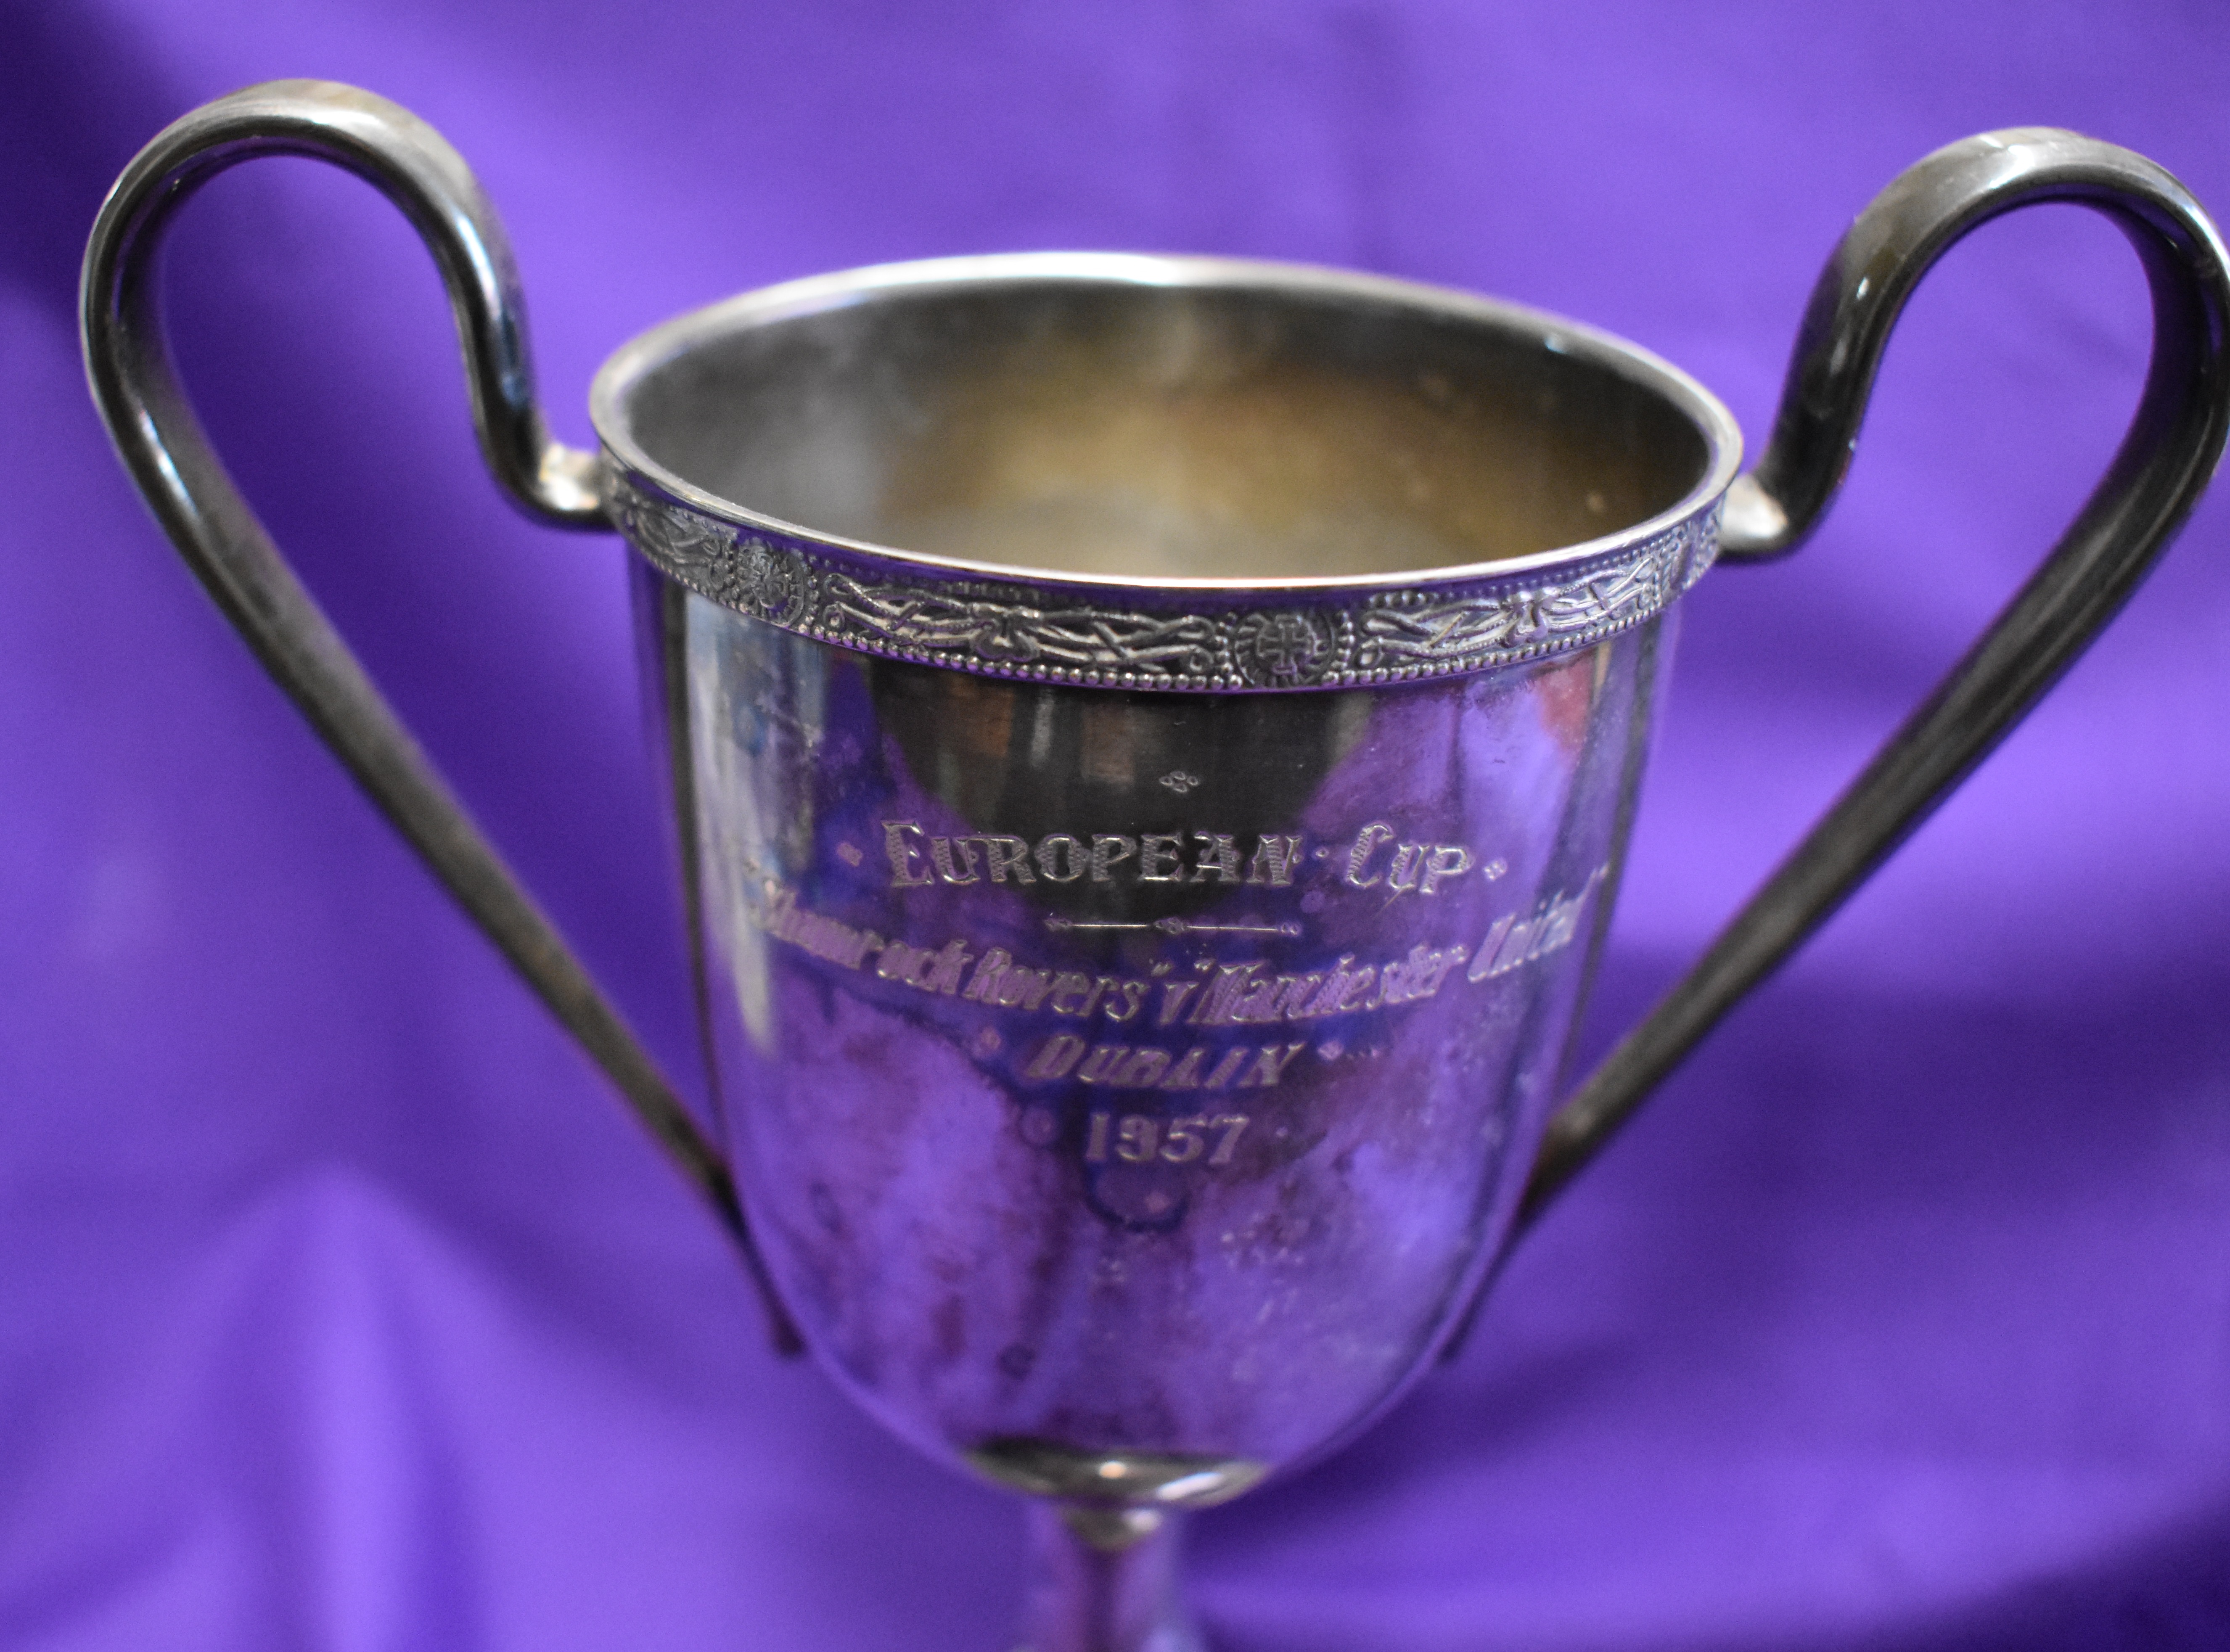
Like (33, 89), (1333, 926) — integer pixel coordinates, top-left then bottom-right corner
(83, 78), (2230, 1652)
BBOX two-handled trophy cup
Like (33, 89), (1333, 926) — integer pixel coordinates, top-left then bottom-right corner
(82, 84), (2230, 1651)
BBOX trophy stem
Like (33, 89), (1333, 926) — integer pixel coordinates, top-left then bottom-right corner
(1018, 1504), (1203, 1652)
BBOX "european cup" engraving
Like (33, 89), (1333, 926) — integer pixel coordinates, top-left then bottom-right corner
(882, 819), (1482, 896)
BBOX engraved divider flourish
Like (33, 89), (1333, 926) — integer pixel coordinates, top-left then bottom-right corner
(609, 472), (1718, 689)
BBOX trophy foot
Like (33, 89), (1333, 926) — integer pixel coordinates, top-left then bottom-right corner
(1019, 1502), (1204, 1652)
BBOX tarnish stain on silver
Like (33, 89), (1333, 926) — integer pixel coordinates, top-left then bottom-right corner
(680, 574), (1655, 1478)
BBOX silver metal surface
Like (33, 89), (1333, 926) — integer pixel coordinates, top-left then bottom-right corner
(607, 469), (1717, 690)
(591, 252), (1737, 687)
(82, 81), (2230, 1652)
(664, 576), (1664, 1476)
(599, 258), (1704, 1626)
(76, 78), (799, 1352)
(1519, 126), (2230, 1224)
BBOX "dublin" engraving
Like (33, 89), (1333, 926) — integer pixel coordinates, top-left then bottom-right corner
(1024, 1037), (1307, 1092)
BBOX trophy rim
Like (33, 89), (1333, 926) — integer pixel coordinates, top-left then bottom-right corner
(587, 251), (1744, 597)
(587, 253), (1741, 690)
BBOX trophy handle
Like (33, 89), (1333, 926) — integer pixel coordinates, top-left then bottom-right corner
(1517, 130), (2230, 1229)
(80, 80), (801, 1353)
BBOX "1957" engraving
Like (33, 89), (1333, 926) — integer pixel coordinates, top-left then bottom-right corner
(1085, 1112), (1251, 1166)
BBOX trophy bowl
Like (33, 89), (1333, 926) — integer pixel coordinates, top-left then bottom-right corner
(69, 73), (2230, 1652)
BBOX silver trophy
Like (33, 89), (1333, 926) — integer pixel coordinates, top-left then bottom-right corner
(83, 83), (2230, 1652)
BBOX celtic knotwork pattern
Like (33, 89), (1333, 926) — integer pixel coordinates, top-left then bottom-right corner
(1677, 510), (1719, 592)
(1354, 529), (1689, 674)
(608, 478), (814, 625)
(821, 574), (1219, 679)
(608, 478), (733, 589)
(608, 471), (1718, 690)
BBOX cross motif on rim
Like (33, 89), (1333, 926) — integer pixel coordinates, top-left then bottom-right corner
(1249, 612), (1325, 679)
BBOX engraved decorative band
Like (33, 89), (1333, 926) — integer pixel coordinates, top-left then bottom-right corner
(607, 471), (1720, 689)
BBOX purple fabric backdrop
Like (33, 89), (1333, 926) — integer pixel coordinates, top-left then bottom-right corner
(5, 3), (2229, 1647)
